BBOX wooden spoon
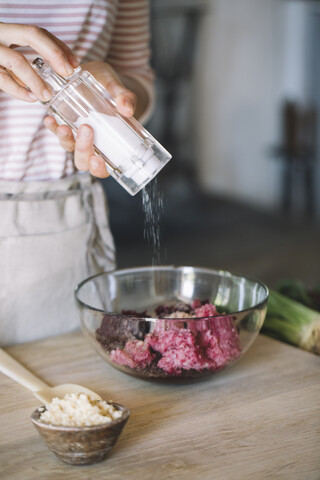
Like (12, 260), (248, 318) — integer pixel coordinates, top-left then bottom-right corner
(0, 348), (102, 404)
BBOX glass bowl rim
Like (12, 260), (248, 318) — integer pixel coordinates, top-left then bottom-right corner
(74, 265), (269, 321)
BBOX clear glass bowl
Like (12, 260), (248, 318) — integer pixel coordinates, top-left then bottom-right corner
(75, 266), (269, 382)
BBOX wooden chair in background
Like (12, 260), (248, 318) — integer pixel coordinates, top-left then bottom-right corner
(271, 100), (317, 217)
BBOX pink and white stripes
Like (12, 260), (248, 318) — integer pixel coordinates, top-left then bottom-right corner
(0, 0), (154, 181)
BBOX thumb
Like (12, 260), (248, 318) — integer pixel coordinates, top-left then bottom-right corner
(85, 61), (137, 117)
(102, 74), (137, 117)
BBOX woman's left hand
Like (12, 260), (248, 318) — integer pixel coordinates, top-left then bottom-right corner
(44, 61), (137, 178)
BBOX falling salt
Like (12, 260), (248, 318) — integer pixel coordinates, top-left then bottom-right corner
(141, 178), (166, 265)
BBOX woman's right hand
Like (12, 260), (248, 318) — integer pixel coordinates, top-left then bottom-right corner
(0, 22), (78, 102)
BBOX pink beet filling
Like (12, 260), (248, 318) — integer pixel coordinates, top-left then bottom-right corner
(109, 302), (241, 375)
(110, 340), (155, 369)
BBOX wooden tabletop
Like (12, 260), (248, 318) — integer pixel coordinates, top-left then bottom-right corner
(0, 331), (319, 480)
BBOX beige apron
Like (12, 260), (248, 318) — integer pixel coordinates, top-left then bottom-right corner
(0, 173), (115, 346)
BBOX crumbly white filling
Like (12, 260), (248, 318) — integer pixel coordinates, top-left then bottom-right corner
(39, 393), (123, 427)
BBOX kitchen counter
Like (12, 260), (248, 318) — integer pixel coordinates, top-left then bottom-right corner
(0, 331), (319, 480)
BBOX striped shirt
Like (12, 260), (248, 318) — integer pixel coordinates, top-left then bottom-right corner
(0, 0), (154, 181)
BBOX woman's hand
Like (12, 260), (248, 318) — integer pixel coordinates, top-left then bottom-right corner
(44, 61), (137, 179)
(0, 22), (78, 102)
(0, 24), (138, 178)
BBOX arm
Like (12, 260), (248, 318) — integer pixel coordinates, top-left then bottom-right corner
(107, 0), (155, 124)
(45, 0), (155, 179)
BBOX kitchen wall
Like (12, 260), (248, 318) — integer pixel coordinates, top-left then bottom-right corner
(106, 0), (320, 276)
(193, 0), (314, 213)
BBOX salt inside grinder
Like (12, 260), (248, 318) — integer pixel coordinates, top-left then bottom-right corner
(32, 57), (171, 195)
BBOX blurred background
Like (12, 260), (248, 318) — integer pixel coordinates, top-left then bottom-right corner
(102, 0), (320, 289)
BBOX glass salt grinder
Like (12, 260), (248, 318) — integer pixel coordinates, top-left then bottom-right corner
(32, 57), (171, 195)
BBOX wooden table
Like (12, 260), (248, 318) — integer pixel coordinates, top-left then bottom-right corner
(0, 331), (319, 480)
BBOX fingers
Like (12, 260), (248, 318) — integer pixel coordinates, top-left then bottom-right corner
(44, 115), (59, 133)
(43, 32), (79, 72)
(102, 77), (136, 117)
(0, 23), (79, 102)
(74, 125), (93, 170)
(115, 90), (137, 117)
(74, 125), (109, 178)
(44, 117), (75, 152)
(0, 65), (37, 101)
(45, 118), (109, 178)
(0, 23), (78, 76)
(84, 61), (137, 117)
(88, 155), (110, 178)
(43, 117), (58, 134)
(56, 125), (75, 152)
(0, 45), (52, 102)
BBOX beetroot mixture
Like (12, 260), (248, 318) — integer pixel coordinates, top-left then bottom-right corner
(96, 300), (241, 377)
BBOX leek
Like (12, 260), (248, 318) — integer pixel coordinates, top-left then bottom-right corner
(262, 290), (320, 355)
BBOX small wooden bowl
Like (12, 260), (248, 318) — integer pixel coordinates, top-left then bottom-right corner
(31, 402), (130, 466)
